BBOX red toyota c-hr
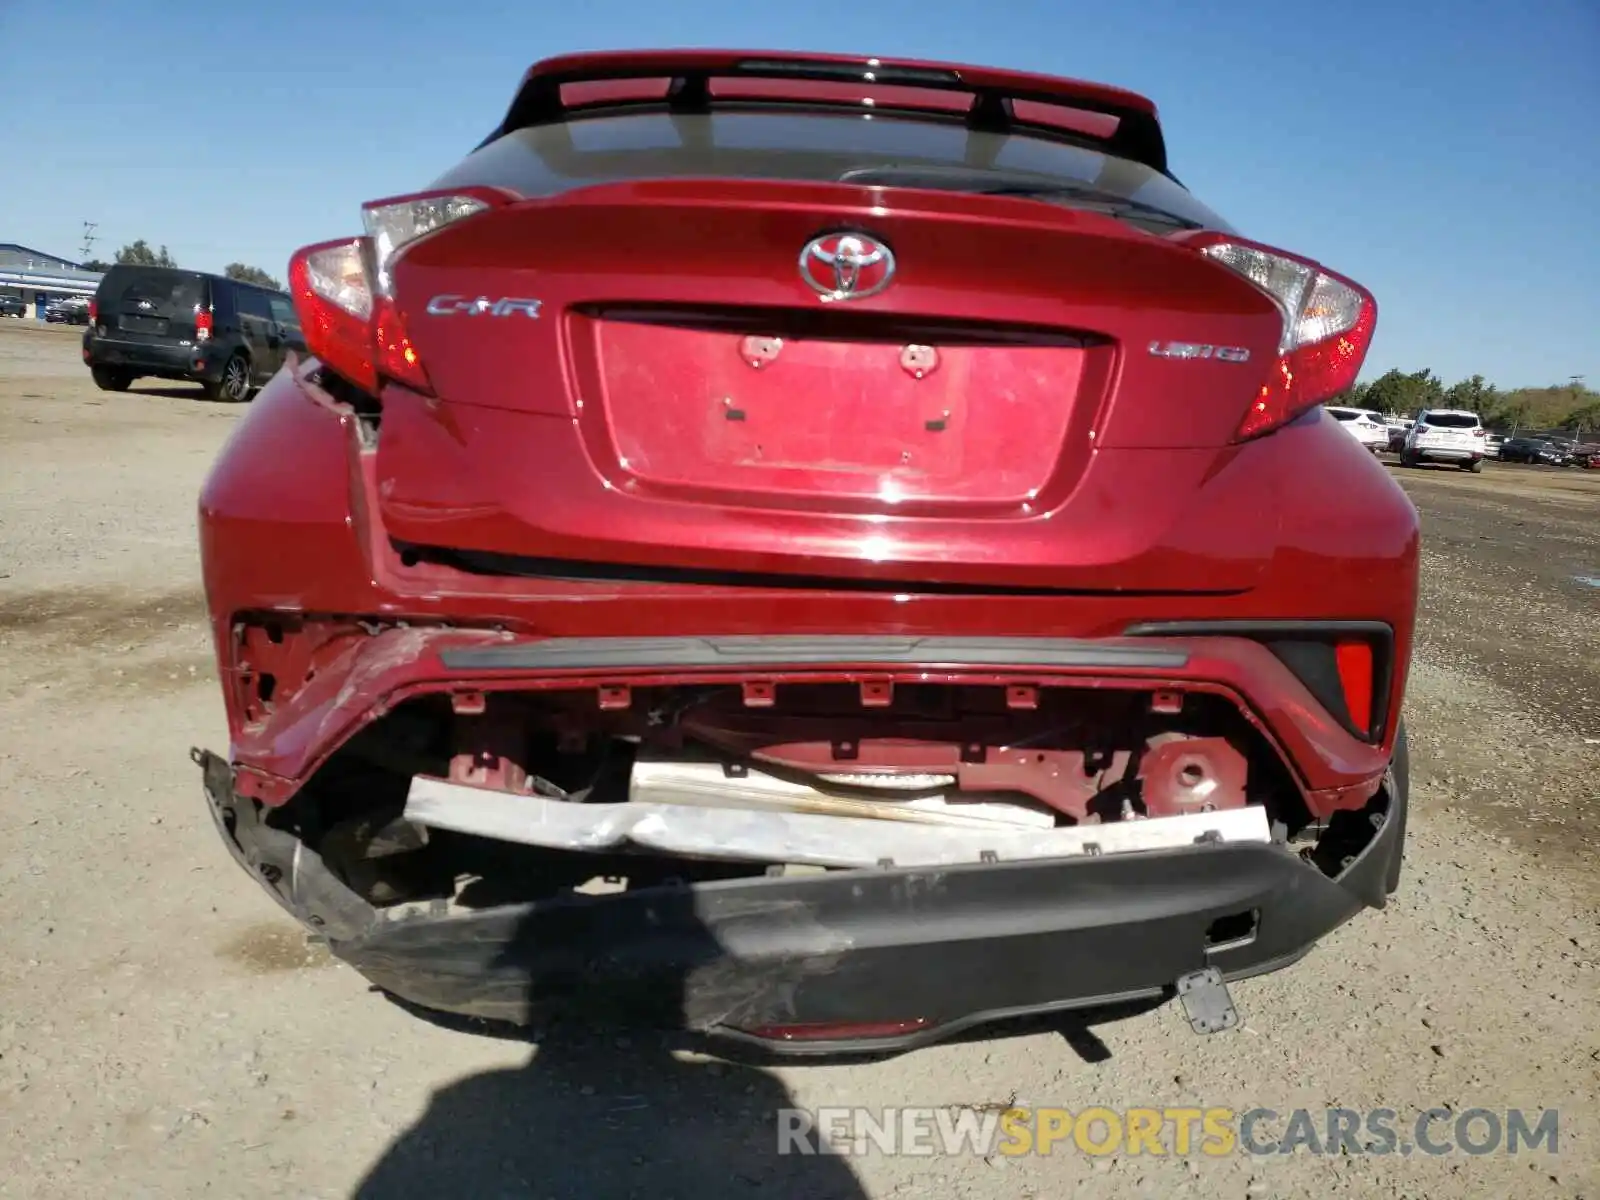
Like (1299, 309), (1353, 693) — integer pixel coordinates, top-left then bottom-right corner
(194, 49), (1416, 1054)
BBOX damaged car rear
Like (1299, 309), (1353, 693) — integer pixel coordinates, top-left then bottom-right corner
(194, 49), (1416, 1055)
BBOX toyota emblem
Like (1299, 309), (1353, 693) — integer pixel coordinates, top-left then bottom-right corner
(798, 232), (895, 302)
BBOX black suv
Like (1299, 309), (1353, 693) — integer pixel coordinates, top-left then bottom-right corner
(0, 295), (27, 318)
(82, 265), (305, 401)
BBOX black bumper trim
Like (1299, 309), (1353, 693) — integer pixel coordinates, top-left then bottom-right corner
(438, 635), (1189, 673)
(198, 746), (1404, 1054)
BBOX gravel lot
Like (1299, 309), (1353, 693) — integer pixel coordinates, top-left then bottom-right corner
(1, 319), (1596, 1199)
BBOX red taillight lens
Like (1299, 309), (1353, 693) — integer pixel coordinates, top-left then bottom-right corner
(87, 298), (98, 324)
(1334, 639), (1374, 735)
(195, 306), (214, 342)
(1185, 236), (1377, 441)
(288, 238), (382, 393)
(286, 189), (509, 396)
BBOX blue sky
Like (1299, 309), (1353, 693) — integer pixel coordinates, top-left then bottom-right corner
(2, 0), (1595, 388)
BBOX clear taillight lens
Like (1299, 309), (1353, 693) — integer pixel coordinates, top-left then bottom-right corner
(361, 194), (490, 298)
(1194, 237), (1377, 441)
(302, 239), (372, 320)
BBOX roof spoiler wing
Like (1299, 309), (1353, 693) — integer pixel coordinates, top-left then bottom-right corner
(477, 48), (1171, 177)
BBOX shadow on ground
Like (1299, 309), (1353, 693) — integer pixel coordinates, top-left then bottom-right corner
(352, 1021), (871, 1198)
(128, 383), (241, 403)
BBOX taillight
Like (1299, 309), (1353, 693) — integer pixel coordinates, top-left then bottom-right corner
(288, 238), (387, 394)
(1472, 428), (1486, 438)
(87, 298), (98, 324)
(1185, 235), (1377, 441)
(285, 188), (510, 395)
(195, 306), (214, 342)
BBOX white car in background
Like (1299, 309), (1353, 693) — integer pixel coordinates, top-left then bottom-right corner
(1325, 405), (1390, 453)
(1401, 408), (1487, 472)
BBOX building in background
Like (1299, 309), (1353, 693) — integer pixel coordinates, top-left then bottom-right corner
(0, 244), (104, 318)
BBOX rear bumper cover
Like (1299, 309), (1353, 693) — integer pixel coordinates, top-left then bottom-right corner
(196, 744), (1404, 1053)
(84, 335), (223, 379)
(1409, 445), (1478, 461)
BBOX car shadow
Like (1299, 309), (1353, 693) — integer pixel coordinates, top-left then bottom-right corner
(127, 384), (241, 404)
(348, 891), (1163, 1199)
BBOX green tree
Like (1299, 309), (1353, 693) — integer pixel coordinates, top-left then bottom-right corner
(223, 262), (283, 292)
(81, 258), (111, 273)
(1362, 368), (1443, 417)
(1565, 400), (1600, 438)
(1443, 374), (1500, 418)
(1329, 380), (1374, 407)
(114, 240), (177, 267)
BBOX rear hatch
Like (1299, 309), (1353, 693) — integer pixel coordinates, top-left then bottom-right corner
(1415, 413), (1481, 451)
(371, 112), (1296, 593)
(95, 266), (207, 343)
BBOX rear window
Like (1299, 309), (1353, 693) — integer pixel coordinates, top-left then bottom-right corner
(1328, 409), (1357, 421)
(98, 267), (205, 318)
(1421, 414), (1481, 429)
(434, 111), (1231, 233)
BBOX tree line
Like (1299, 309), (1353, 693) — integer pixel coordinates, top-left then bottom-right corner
(1335, 369), (1598, 436)
(80, 240), (282, 293)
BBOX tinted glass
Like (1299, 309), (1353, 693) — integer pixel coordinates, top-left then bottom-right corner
(436, 111), (1231, 231)
(235, 288), (272, 319)
(1422, 414), (1480, 429)
(99, 267), (204, 318)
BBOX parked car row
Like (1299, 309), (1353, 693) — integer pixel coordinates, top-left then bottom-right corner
(46, 296), (91, 325)
(1499, 433), (1600, 467)
(1359, 408), (1596, 473)
(0, 294), (96, 321)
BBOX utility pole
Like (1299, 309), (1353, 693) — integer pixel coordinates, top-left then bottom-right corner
(79, 221), (98, 264)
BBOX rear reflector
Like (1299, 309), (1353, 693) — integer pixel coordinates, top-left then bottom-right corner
(1185, 235), (1377, 440)
(1334, 639), (1374, 734)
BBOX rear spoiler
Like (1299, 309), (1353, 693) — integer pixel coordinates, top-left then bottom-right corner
(479, 48), (1172, 177)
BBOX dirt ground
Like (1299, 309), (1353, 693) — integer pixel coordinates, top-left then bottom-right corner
(1, 319), (1596, 1199)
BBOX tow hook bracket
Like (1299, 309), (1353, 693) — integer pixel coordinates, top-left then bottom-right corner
(1176, 967), (1239, 1035)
